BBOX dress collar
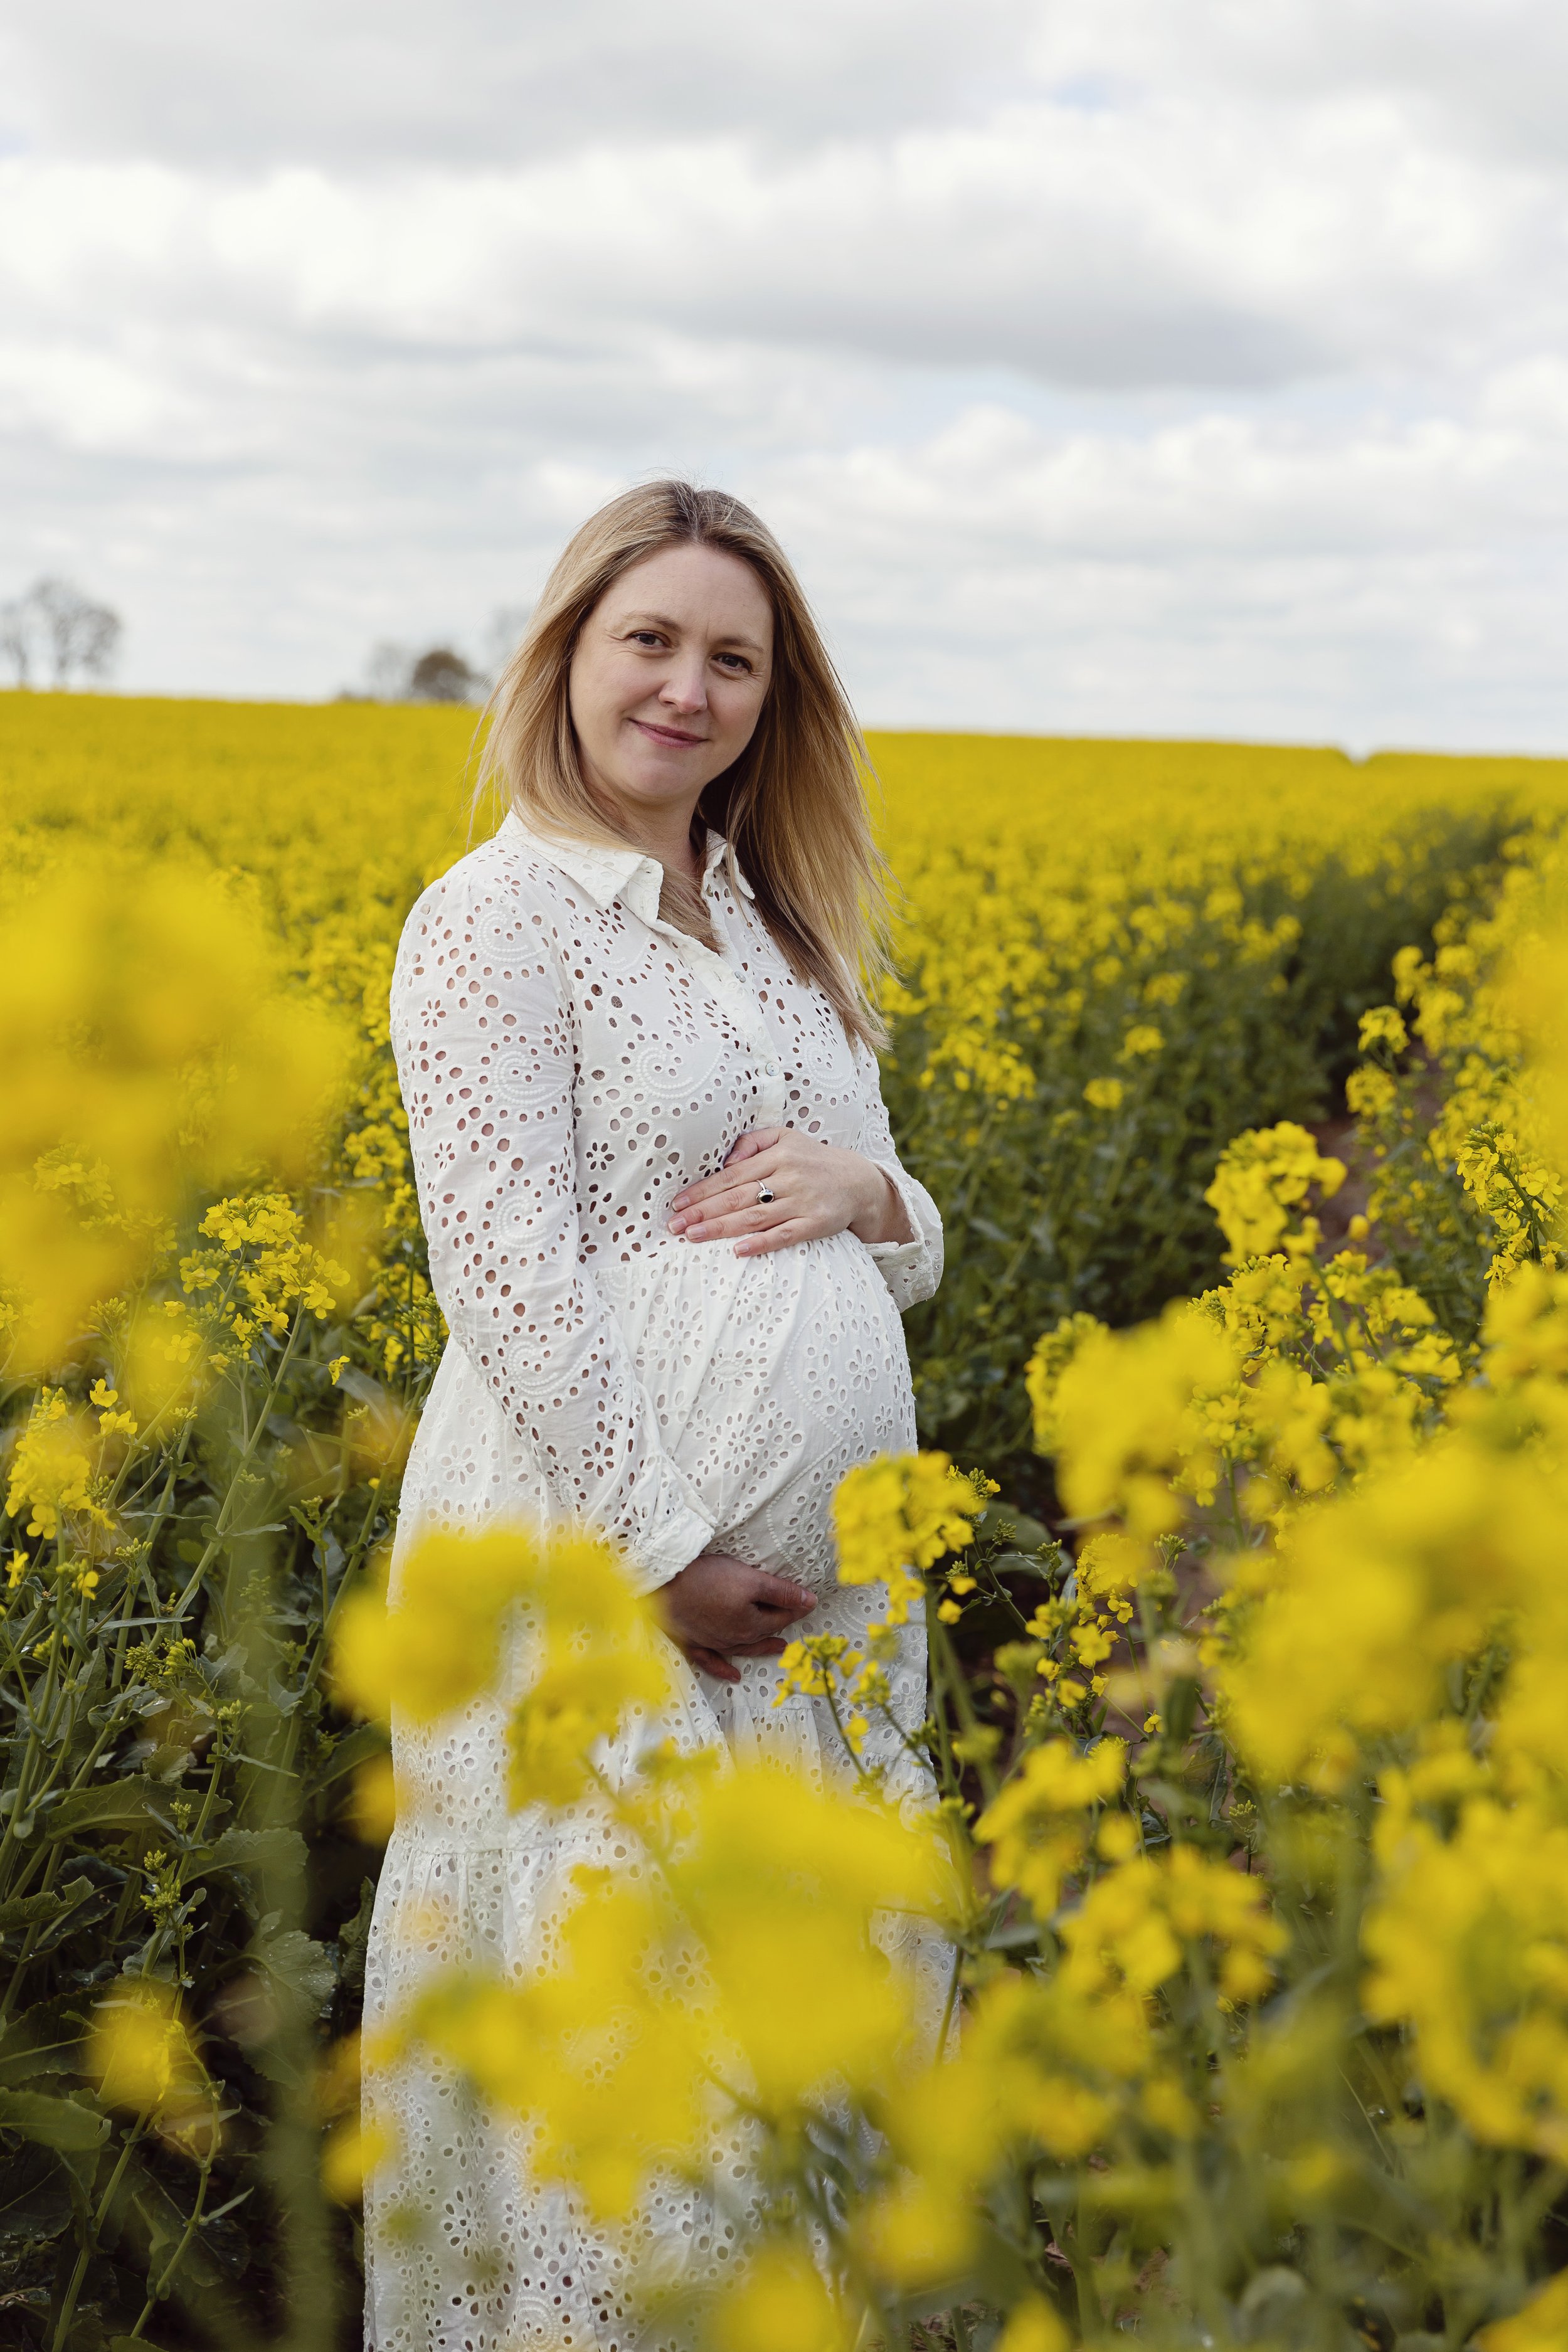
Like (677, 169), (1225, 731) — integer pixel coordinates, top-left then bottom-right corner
(497, 807), (756, 914)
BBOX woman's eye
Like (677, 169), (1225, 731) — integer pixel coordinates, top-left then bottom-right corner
(632, 630), (664, 648)
(716, 653), (751, 674)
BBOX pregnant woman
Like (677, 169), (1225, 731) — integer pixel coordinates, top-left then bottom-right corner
(363, 480), (943, 2350)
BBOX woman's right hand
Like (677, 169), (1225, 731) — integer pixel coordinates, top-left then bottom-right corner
(657, 1552), (817, 1684)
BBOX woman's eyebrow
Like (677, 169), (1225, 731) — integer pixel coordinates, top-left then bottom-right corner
(620, 609), (767, 655)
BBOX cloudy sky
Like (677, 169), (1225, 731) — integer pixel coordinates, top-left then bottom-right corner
(3, 0), (1565, 748)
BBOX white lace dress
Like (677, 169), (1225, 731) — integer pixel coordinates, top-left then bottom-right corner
(361, 810), (944, 2352)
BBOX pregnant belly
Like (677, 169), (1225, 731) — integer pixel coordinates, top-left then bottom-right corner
(595, 1232), (916, 1591)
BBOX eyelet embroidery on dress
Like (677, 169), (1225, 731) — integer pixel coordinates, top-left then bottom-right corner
(362, 812), (945, 2352)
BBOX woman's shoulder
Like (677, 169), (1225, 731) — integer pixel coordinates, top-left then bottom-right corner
(398, 822), (580, 941)
(391, 825), (583, 1011)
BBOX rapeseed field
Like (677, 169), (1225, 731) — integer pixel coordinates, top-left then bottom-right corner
(7, 689), (1568, 2349)
(6, 692), (1563, 1462)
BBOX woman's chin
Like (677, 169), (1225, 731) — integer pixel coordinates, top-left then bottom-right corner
(603, 764), (717, 815)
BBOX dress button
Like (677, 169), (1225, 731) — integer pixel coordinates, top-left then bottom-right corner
(764, 1061), (778, 1077)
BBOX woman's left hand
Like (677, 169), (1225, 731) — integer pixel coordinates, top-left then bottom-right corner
(667, 1128), (914, 1256)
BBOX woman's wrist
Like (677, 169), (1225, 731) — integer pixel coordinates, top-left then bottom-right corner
(848, 1161), (915, 1246)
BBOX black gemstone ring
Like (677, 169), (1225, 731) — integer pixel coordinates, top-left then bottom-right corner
(756, 1183), (775, 1205)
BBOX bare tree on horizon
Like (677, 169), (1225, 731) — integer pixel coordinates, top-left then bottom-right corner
(354, 637), (487, 705)
(346, 603), (534, 706)
(0, 577), (123, 689)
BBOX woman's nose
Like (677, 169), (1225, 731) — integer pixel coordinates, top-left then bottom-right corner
(659, 660), (707, 714)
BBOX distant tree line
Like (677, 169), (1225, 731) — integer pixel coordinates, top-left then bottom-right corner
(0, 578), (123, 688)
(0, 581), (536, 703)
(343, 607), (531, 707)
(360, 642), (481, 704)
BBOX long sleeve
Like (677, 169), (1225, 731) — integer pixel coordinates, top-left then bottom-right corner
(390, 867), (715, 1591)
(852, 1043), (945, 1311)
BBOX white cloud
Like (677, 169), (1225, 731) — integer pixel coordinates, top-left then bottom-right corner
(0, 0), (1565, 746)
(0, 0), (1042, 167)
(756, 393), (1568, 744)
(3, 94), (1557, 383)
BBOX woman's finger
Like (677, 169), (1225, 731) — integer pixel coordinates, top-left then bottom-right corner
(667, 1165), (748, 1216)
(734, 1217), (817, 1258)
(666, 1177), (733, 1222)
(748, 1572), (817, 1619)
(723, 1128), (785, 1164)
(670, 1157), (787, 1229)
(686, 1644), (741, 1683)
(669, 1132), (786, 1217)
(696, 1172), (786, 1219)
(677, 1187), (794, 1239)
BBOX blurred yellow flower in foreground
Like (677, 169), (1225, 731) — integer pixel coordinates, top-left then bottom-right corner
(996, 2300), (1073, 2352)
(975, 1735), (1126, 1917)
(381, 1754), (946, 2219)
(89, 1980), (211, 2145)
(1479, 2272), (1568, 2352)
(831, 1449), (988, 1624)
(707, 2243), (854, 2352)
(0, 856), (351, 1367)
(332, 1522), (676, 1806)
(320, 2116), (395, 2205)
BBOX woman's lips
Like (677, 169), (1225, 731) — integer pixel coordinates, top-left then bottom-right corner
(632, 718), (707, 748)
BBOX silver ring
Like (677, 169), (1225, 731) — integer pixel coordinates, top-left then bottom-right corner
(756, 1182), (775, 1205)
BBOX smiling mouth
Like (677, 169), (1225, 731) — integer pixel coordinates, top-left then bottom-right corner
(632, 718), (707, 748)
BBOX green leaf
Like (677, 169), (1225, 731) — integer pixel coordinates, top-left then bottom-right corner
(0, 1877), (95, 1936)
(115, 2144), (253, 2307)
(189, 1826), (307, 1880)
(991, 1550), (1058, 1582)
(0, 2087), (107, 2151)
(38, 1779), (163, 1839)
(254, 1924), (337, 2021)
(0, 1994), (89, 2087)
(337, 1875), (376, 1998)
(304, 1718), (388, 1794)
(0, 2140), (73, 2246)
(41, 1779), (226, 1842)
(983, 1919), (1042, 1952)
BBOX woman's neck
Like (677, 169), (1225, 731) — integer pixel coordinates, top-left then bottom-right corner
(598, 791), (704, 886)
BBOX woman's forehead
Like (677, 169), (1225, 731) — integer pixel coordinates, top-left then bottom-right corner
(605, 543), (773, 638)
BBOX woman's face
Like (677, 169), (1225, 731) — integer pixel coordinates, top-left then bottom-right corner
(568, 543), (774, 825)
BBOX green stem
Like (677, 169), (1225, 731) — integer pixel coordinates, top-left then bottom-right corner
(51, 2121), (144, 2351)
(926, 1594), (1002, 1808)
(130, 2122), (218, 2334)
(113, 1422), (197, 1682)
(293, 1480), (383, 1708)
(169, 1315), (307, 1618)
(935, 1938), (963, 2054)
(0, 1592), (66, 1892)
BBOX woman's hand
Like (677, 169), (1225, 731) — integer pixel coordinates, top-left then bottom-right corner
(657, 1551), (817, 1683)
(667, 1128), (914, 1256)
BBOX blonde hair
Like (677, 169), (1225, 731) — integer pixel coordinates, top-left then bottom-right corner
(478, 480), (889, 1049)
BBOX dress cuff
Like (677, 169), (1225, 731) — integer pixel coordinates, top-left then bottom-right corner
(864, 1159), (929, 1263)
(625, 1498), (715, 1596)
(865, 1234), (927, 1272)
